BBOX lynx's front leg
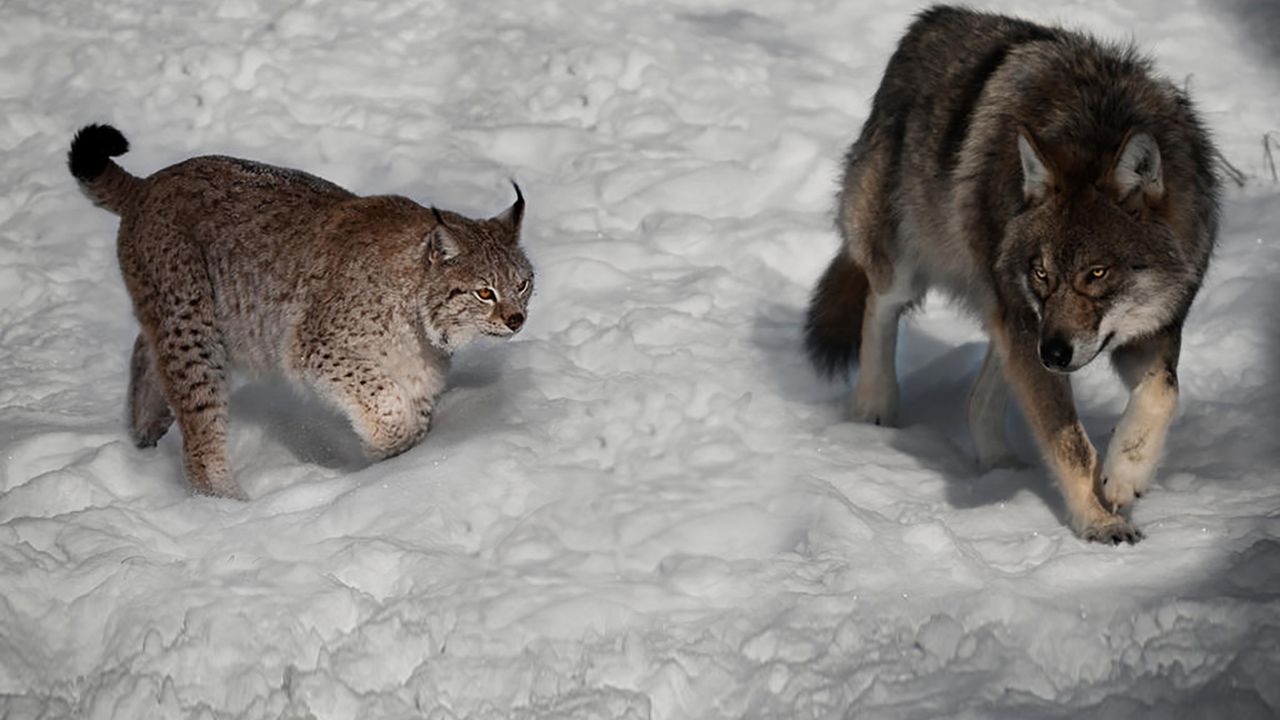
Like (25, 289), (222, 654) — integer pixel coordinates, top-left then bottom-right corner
(1101, 329), (1181, 511)
(990, 315), (1142, 544)
(299, 345), (443, 461)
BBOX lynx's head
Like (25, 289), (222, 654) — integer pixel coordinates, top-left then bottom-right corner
(420, 183), (534, 352)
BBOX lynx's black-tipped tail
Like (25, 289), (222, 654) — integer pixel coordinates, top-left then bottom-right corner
(804, 251), (869, 378)
(68, 124), (142, 215)
(68, 124), (128, 181)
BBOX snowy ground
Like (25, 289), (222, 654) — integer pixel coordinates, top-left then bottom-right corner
(2, 0), (1279, 718)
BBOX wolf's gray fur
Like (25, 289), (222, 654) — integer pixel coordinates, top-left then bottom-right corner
(69, 124), (533, 499)
(805, 6), (1220, 543)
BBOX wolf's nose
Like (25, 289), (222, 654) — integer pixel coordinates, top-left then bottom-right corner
(505, 312), (524, 331)
(1039, 338), (1073, 370)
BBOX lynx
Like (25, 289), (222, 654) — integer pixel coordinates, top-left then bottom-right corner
(69, 124), (534, 499)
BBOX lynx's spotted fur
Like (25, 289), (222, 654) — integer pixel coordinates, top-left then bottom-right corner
(70, 124), (533, 499)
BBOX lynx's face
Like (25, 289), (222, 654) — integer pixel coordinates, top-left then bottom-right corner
(419, 187), (533, 352)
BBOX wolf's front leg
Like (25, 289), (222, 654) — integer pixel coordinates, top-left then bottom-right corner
(990, 315), (1142, 544)
(1102, 329), (1181, 512)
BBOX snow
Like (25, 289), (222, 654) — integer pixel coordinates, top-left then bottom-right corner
(1, 0), (1278, 718)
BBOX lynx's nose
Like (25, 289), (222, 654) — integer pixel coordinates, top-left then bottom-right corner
(1039, 337), (1073, 371)
(505, 312), (524, 332)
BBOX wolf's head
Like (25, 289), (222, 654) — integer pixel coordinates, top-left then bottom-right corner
(997, 128), (1193, 373)
(420, 183), (534, 352)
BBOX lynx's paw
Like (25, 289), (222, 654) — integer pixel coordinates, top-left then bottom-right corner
(192, 477), (249, 501)
(131, 417), (173, 449)
(359, 403), (432, 462)
(1100, 448), (1156, 512)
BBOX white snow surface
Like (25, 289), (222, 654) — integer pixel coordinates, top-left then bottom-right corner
(2, 0), (1279, 718)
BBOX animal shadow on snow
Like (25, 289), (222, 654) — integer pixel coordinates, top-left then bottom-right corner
(751, 301), (843, 408)
(887, 333), (1219, 520)
(231, 381), (367, 471)
(230, 344), (512, 473)
(750, 301), (1143, 519)
(891, 339), (1063, 516)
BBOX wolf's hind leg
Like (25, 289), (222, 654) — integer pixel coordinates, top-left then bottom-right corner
(1101, 330), (1180, 511)
(966, 344), (1021, 469)
(851, 275), (917, 426)
(128, 332), (175, 447)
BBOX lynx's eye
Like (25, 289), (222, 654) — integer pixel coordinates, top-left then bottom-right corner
(474, 288), (496, 302)
(1089, 267), (1108, 280)
(517, 279), (530, 295)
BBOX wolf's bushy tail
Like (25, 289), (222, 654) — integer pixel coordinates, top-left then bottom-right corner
(804, 251), (869, 378)
(68, 124), (142, 216)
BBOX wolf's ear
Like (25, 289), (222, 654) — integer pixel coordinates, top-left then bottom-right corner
(1111, 130), (1164, 204)
(491, 180), (524, 236)
(1017, 127), (1055, 203)
(427, 208), (462, 264)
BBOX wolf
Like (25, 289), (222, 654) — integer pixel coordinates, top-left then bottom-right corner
(804, 6), (1219, 544)
(69, 124), (534, 499)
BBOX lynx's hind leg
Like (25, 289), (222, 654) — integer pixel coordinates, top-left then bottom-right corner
(128, 332), (174, 447)
(126, 236), (245, 500)
(150, 310), (242, 499)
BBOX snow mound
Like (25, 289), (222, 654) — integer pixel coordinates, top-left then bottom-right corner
(1, 0), (1278, 718)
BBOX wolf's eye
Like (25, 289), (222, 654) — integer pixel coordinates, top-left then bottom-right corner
(474, 288), (496, 302)
(1032, 267), (1048, 281)
(1089, 267), (1108, 280)
(517, 279), (530, 294)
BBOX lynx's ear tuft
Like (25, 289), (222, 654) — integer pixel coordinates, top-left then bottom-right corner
(492, 180), (524, 235)
(427, 209), (461, 264)
(1111, 130), (1164, 205)
(1016, 126), (1056, 204)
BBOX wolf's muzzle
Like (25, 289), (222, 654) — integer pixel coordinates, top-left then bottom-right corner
(1039, 337), (1073, 371)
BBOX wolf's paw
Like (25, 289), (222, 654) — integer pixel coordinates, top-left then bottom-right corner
(850, 379), (898, 427)
(1100, 450), (1156, 512)
(1079, 514), (1144, 545)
